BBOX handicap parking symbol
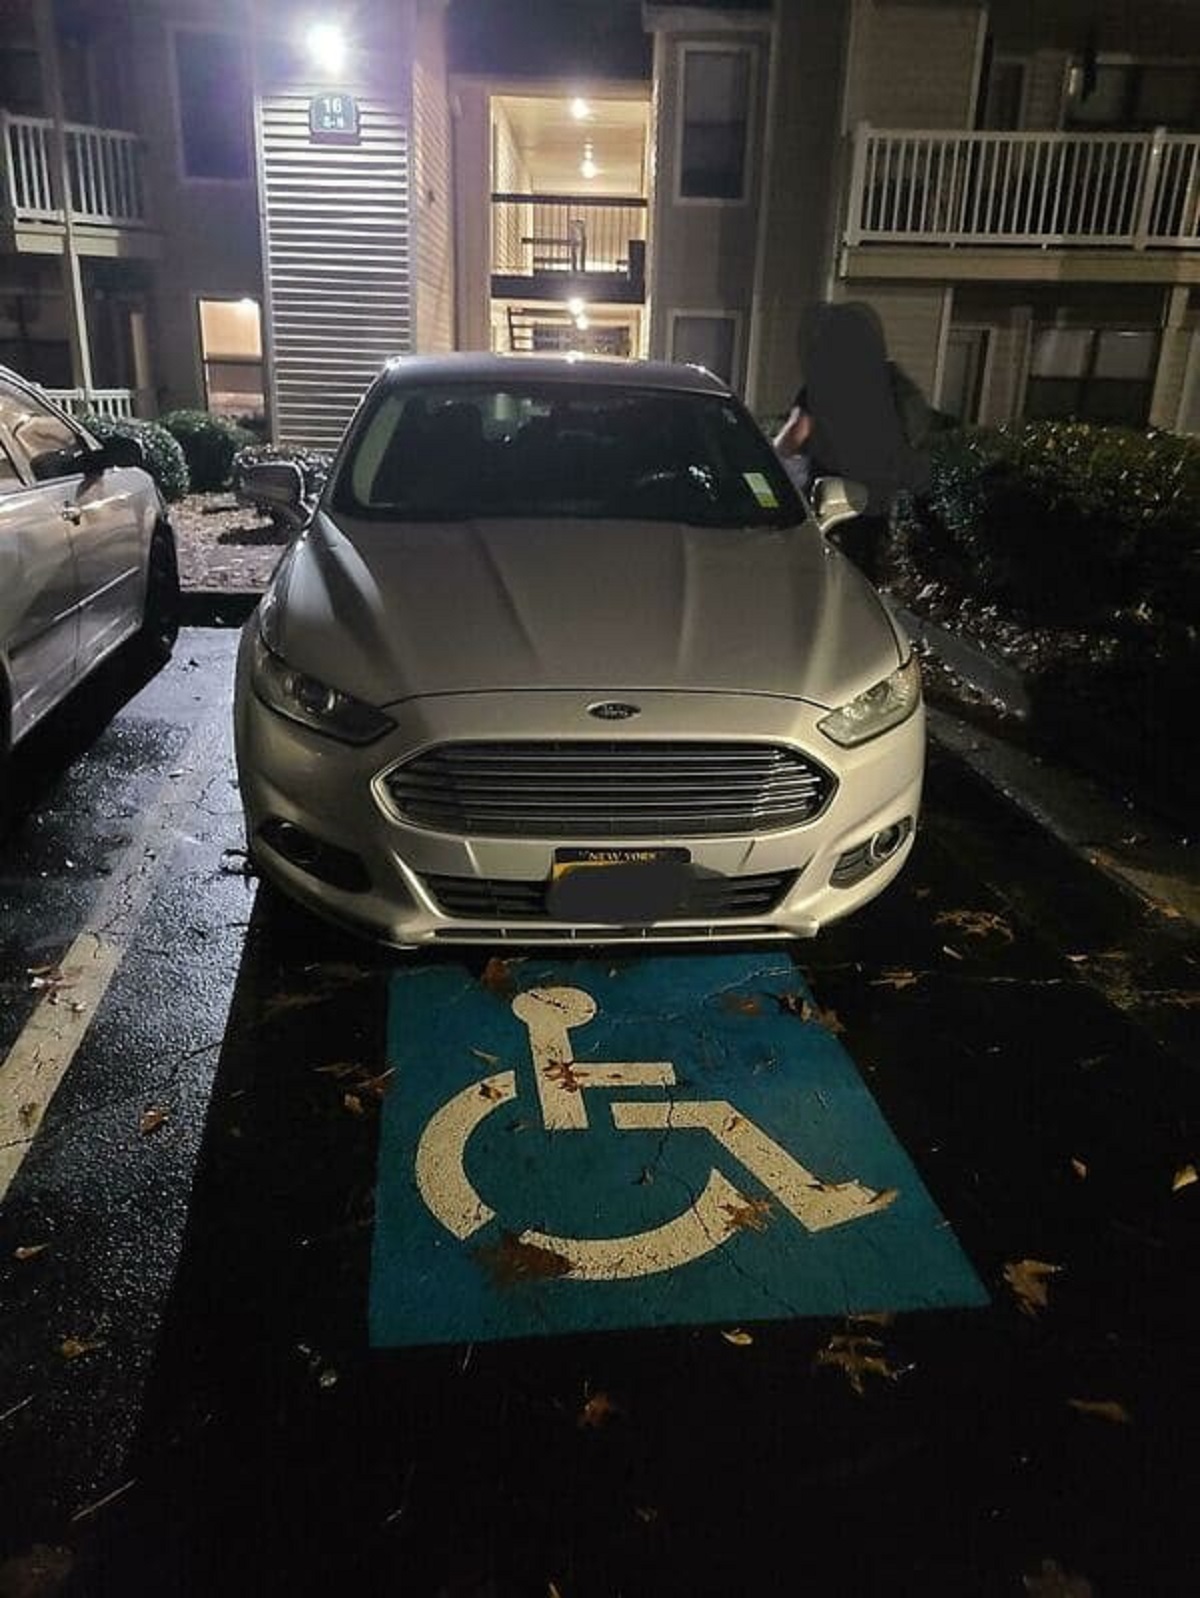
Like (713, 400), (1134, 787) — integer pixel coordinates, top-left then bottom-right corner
(371, 953), (987, 1346)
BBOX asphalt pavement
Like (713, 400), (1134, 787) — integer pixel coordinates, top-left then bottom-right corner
(1, 629), (1197, 1598)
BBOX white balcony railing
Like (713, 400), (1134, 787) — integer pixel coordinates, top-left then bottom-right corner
(1, 112), (147, 228)
(846, 125), (1200, 249)
(42, 387), (136, 420)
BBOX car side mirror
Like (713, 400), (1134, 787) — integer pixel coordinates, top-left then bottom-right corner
(236, 460), (309, 530)
(811, 476), (869, 535)
(88, 435), (144, 472)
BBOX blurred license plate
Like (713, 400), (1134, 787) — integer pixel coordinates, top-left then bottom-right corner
(548, 848), (693, 922)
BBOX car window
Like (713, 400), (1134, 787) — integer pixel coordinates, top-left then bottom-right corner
(0, 381), (86, 482)
(332, 381), (804, 529)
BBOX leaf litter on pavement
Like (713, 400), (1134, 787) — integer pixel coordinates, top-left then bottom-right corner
(1003, 1259), (1062, 1316)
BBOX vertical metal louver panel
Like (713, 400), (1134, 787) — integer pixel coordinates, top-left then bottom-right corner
(259, 93), (412, 448)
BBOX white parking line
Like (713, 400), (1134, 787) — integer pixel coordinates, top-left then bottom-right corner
(0, 722), (219, 1200)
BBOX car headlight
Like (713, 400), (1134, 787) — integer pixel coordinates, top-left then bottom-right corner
(818, 656), (921, 747)
(250, 629), (395, 745)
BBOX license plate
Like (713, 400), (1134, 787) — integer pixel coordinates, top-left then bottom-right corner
(547, 848), (694, 923)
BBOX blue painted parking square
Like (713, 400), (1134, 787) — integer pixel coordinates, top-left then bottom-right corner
(370, 952), (987, 1346)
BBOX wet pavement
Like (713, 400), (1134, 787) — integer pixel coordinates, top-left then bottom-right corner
(1, 629), (1198, 1597)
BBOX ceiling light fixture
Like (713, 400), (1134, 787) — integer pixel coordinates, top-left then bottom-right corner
(570, 97), (591, 121)
(305, 21), (347, 74)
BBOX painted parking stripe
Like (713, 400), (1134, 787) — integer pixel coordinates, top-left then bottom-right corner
(0, 720), (216, 1200)
(371, 952), (987, 1346)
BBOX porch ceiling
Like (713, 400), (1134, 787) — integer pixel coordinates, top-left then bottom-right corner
(494, 94), (648, 195)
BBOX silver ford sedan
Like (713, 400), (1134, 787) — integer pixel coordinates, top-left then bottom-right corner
(234, 354), (923, 947)
(0, 369), (178, 768)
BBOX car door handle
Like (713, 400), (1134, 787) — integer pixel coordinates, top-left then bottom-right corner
(60, 504), (83, 524)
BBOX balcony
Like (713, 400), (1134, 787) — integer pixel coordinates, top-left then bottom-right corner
(845, 126), (1200, 269)
(1, 112), (153, 253)
(491, 192), (648, 303)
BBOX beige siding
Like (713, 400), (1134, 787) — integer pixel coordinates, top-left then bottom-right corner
(840, 283), (947, 398)
(412, 0), (454, 352)
(133, 3), (262, 412)
(747, 0), (849, 415)
(450, 79), (491, 352)
(258, 92), (413, 447)
(847, 1), (985, 130)
(647, 27), (772, 390)
(1022, 51), (1068, 131)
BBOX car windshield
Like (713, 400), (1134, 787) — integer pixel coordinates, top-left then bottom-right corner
(330, 379), (804, 528)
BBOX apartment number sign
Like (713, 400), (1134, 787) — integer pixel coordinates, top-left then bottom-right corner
(309, 93), (360, 143)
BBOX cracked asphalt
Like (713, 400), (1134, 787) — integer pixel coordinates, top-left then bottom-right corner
(1, 628), (1198, 1598)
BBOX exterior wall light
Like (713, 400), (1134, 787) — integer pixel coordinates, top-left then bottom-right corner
(570, 98), (591, 120)
(568, 297), (586, 317)
(306, 21), (348, 74)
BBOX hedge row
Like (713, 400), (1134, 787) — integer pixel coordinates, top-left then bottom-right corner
(891, 421), (1200, 626)
(81, 414), (189, 503)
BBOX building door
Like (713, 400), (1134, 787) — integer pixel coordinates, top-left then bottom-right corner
(940, 329), (989, 423)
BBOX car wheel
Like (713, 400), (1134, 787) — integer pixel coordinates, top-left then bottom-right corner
(135, 521), (181, 666)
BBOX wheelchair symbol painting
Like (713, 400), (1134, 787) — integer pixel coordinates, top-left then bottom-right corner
(416, 986), (894, 1281)
(371, 954), (987, 1347)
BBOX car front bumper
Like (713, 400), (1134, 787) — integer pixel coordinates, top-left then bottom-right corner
(233, 630), (925, 948)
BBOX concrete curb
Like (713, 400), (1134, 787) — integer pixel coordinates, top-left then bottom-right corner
(895, 606), (1031, 718)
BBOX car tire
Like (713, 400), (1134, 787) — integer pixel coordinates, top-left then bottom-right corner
(135, 521), (181, 667)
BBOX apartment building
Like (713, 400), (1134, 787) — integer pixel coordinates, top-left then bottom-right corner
(3, 0), (1197, 446)
(0, 0), (455, 445)
(644, 0), (1200, 430)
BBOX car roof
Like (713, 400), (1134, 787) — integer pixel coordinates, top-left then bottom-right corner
(379, 351), (733, 397)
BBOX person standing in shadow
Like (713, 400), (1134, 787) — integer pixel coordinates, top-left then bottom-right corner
(778, 302), (932, 585)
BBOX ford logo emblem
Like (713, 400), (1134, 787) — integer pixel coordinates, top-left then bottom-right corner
(587, 701), (641, 721)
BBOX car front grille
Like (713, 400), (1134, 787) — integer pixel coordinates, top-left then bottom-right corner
(380, 742), (835, 838)
(422, 868), (799, 921)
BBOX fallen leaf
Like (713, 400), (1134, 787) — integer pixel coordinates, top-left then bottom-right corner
(1067, 1398), (1132, 1425)
(721, 992), (761, 1015)
(934, 909), (1014, 943)
(14, 1244), (49, 1262)
(1003, 1259), (1062, 1317)
(60, 1337), (105, 1361)
(342, 1092), (365, 1116)
(848, 1310), (894, 1328)
(814, 1332), (898, 1396)
(473, 1232), (572, 1286)
(478, 1081), (505, 1102)
(941, 945), (964, 961)
(1071, 1158), (1088, 1180)
(138, 1107), (168, 1136)
(775, 993), (845, 1033)
(871, 968), (920, 990)
(721, 1328), (754, 1346)
(577, 1390), (618, 1429)
(1172, 1164), (1197, 1193)
(721, 1195), (773, 1233)
(544, 1058), (583, 1093)
(357, 1069), (393, 1100)
(470, 1047), (500, 1066)
(480, 956), (516, 996)
(868, 1186), (899, 1209)
(314, 1061), (361, 1079)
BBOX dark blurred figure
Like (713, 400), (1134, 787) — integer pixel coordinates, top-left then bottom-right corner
(785, 301), (932, 583)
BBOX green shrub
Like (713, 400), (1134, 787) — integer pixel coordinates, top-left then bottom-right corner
(893, 421), (1200, 625)
(159, 408), (255, 492)
(81, 414), (189, 503)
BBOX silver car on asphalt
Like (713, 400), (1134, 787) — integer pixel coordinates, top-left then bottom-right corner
(234, 354), (923, 947)
(0, 369), (179, 770)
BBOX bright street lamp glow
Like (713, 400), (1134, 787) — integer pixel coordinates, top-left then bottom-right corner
(580, 156), (598, 178)
(306, 21), (347, 73)
(570, 97), (591, 120)
(574, 314), (590, 331)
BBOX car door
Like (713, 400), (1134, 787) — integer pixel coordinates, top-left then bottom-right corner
(0, 416), (81, 746)
(5, 385), (144, 675)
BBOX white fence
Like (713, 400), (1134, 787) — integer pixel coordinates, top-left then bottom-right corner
(847, 126), (1200, 249)
(1, 113), (146, 227)
(42, 388), (137, 420)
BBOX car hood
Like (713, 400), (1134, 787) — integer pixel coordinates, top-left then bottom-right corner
(268, 510), (905, 711)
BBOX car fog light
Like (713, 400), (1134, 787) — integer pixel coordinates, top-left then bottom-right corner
(869, 822), (909, 863)
(259, 818), (372, 893)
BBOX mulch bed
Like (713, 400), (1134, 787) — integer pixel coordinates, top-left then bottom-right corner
(171, 492), (291, 592)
